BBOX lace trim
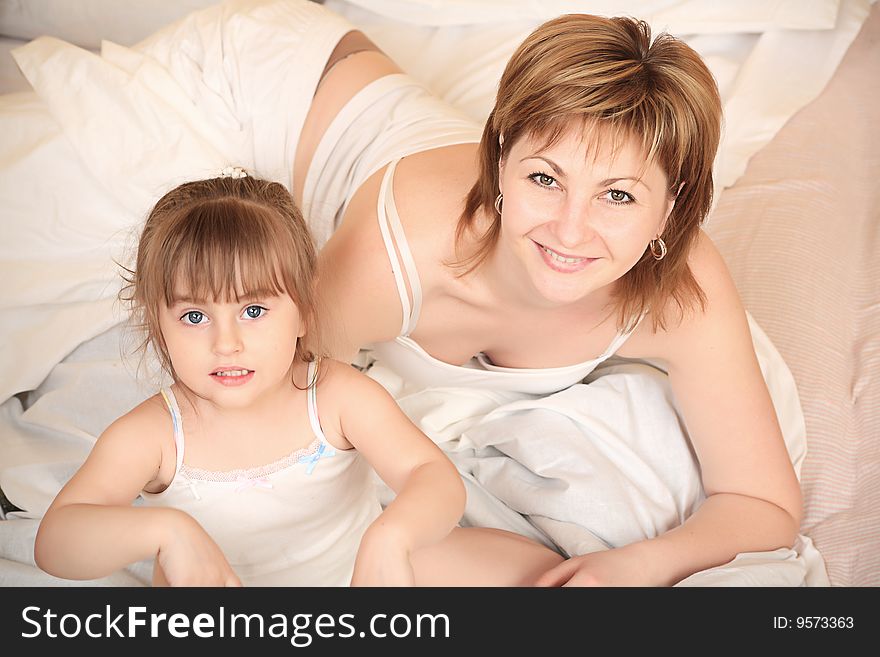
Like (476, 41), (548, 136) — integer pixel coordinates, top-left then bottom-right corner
(180, 437), (323, 482)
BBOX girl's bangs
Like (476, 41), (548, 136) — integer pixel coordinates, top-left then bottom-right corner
(161, 202), (290, 305)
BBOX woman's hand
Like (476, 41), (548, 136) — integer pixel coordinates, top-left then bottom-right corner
(155, 511), (242, 587)
(535, 544), (669, 587)
(350, 525), (415, 587)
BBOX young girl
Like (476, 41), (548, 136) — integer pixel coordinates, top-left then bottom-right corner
(33, 170), (466, 587)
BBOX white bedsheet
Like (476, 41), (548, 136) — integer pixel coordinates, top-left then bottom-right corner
(367, 314), (828, 586)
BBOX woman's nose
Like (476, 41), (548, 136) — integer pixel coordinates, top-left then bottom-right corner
(552, 200), (596, 249)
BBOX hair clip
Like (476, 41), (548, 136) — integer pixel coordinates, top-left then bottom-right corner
(498, 134), (505, 147)
(219, 166), (248, 179)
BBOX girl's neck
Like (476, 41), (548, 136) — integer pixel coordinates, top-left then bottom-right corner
(172, 361), (308, 424)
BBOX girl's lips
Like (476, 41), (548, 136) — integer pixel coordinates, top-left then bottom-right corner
(533, 240), (594, 273)
(210, 369), (254, 387)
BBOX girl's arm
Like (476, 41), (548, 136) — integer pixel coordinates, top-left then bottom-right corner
(322, 361), (466, 585)
(34, 398), (240, 586)
(539, 233), (802, 586)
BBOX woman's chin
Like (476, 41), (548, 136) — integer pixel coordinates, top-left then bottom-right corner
(529, 282), (596, 308)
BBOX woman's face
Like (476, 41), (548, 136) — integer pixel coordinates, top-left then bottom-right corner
(496, 123), (676, 308)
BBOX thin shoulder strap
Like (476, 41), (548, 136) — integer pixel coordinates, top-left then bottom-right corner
(599, 310), (648, 361)
(376, 158), (423, 336)
(159, 388), (186, 476)
(306, 360), (329, 443)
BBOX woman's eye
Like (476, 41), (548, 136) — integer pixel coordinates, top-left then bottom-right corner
(182, 311), (204, 325)
(530, 172), (557, 187)
(244, 305), (266, 319)
(606, 189), (633, 203)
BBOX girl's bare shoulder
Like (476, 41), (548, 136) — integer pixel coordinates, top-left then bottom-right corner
(103, 393), (170, 440)
(315, 357), (389, 399)
(309, 358), (394, 449)
(100, 393), (177, 487)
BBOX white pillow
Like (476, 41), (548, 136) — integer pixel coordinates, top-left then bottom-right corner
(337, 0), (840, 32)
(0, 0), (222, 48)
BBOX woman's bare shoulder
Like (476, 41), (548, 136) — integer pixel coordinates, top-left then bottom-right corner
(314, 143), (480, 359)
(394, 143), (481, 255)
(687, 230), (737, 292)
(329, 142), (478, 272)
(622, 230), (744, 356)
(663, 230), (739, 321)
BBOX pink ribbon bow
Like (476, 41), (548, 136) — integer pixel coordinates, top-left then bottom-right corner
(234, 476), (274, 493)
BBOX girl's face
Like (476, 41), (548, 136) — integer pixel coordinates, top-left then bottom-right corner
(496, 123), (676, 308)
(159, 286), (305, 410)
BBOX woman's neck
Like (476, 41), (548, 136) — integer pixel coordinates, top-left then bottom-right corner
(478, 240), (616, 320)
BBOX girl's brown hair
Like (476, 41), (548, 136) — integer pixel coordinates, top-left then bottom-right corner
(121, 174), (319, 384)
(456, 14), (722, 330)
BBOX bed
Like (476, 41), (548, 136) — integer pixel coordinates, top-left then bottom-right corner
(0, 0), (877, 586)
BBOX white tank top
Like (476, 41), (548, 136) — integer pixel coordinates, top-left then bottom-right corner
(139, 361), (382, 586)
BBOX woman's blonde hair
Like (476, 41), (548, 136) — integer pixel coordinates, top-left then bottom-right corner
(121, 175), (320, 385)
(456, 14), (722, 330)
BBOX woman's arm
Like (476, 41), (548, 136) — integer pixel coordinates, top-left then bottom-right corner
(321, 360), (466, 585)
(644, 235), (802, 582)
(34, 399), (240, 585)
(540, 234), (802, 586)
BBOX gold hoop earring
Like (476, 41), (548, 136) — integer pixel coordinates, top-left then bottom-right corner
(494, 193), (503, 215)
(649, 237), (667, 261)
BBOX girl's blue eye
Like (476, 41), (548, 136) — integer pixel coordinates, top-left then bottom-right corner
(244, 305), (265, 319)
(183, 311), (204, 325)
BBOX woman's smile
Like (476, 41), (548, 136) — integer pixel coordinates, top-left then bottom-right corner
(532, 239), (595, 273)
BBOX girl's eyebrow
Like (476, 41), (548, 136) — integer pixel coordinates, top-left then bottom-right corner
(169, 294), (201, 305)
(170, 290), (280, 305)
(237, 289), (281, 302)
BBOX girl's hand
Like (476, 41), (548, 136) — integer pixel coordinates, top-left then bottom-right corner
(155, 512), (242, 587)
(535, 544), (668, 587)
(350, 527), (415, 587)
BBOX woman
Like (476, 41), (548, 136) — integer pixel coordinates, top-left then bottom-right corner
(295, 7), (802, 586)
(11, 0), (803, 586)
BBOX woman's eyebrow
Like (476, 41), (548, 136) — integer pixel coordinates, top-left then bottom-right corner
(519, 155), (653, 192)
(520, 155), (564, 176)
(602, 176), (652, 192)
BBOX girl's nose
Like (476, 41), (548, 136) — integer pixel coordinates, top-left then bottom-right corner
(212, 320), (243, 355)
